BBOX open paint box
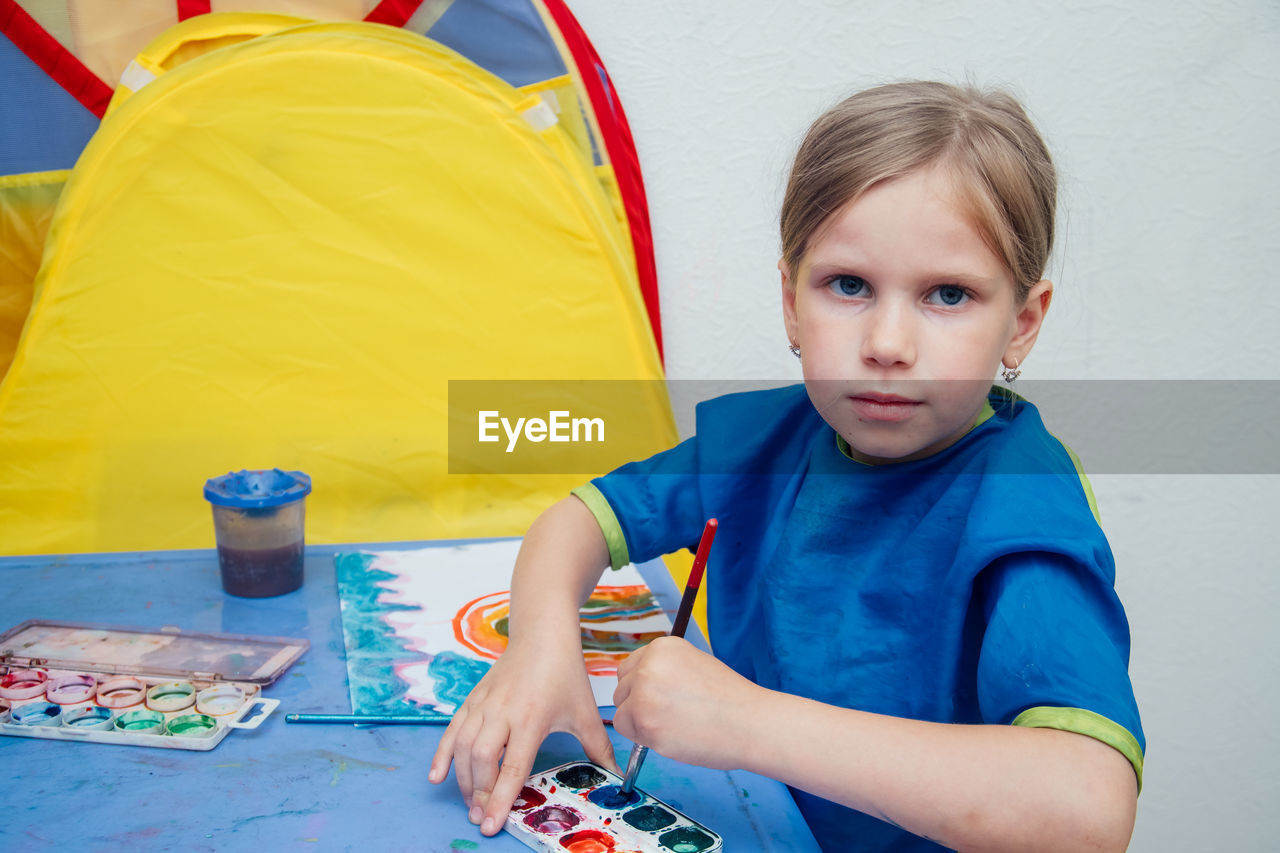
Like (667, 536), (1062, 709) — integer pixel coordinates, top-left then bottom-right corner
(0, 619), (307, 751)
(506, 760), (722, 852)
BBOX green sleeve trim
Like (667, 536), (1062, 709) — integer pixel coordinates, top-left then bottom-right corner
(570, 483), (629, 571)
(1012, 706), (1144, 793)
(972, 398), (996, 428)
(1055, 440), (1102, 523)
(991, 384), (1101, 523)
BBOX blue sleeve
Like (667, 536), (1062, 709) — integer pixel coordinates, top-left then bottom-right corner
(977, 551), (1146, 789)
(581, 435), (707, 567)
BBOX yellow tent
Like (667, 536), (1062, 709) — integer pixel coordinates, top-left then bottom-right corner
(0, 16), (677, 557)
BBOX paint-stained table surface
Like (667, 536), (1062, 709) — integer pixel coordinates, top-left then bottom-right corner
(0, 543), (821, 852)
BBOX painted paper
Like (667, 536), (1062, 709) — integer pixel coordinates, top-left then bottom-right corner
(335, 541), (672, 715)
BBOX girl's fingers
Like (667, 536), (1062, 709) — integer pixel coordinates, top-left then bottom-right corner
(451, 710), (488, 807)
(608, 699), (635, 742)
(478, 728), (543, 836)
(614, 644), (644, 680)
(611, 670), (634, 710)
(467, 716), (513, 816)
(578, 716), (620, 775)
(429, 707), (468, 783)
(614, 645), (649, 703)
(429, 654), (610, 829)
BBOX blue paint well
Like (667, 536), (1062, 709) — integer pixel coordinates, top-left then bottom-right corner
(587, 784), (641, 810)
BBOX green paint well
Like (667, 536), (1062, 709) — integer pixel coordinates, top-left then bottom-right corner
(168, 715), (216, 735)
(658, 826), (715, 852)
(622, 804), (676, 832)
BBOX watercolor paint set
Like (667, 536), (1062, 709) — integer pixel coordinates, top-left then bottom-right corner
(0, 619), (307, 751)
(506, 761), (722, 853)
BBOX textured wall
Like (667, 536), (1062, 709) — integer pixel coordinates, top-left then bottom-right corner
(570, 1), (1280, 850)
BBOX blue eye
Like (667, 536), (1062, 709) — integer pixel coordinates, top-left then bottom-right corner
(828, 275), (869, 297)
(930, 284), (970, 306)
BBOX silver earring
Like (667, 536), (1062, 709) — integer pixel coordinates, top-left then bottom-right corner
(1001, 358), (1021, 383)
(788, 343), (801, 359)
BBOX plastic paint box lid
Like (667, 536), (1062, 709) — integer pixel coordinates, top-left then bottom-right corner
(0, 620), (309, 685)
(203, 469), (312, 509)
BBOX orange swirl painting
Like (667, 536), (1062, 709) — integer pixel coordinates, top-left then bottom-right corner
(336, 539), (673, 715)
(454, 585), (670, 676)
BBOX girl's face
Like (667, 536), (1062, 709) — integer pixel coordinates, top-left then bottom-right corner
(781, 165), (1052, 464)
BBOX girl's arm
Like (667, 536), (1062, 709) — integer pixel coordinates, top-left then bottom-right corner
(429, 495), (617, 836)
(614, 638), (1138, 853)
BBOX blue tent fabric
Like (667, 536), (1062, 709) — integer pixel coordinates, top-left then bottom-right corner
(426, 0), (565, 88)
(0, 34), (99, 174)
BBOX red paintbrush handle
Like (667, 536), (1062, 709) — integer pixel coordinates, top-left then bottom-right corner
(670, 518), (717, 639)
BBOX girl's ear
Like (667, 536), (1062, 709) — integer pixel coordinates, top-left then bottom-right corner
(1003, 279), (1053, 369)
(780, 259), (800, 346)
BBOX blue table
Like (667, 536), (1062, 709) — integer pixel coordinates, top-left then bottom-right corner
(0, 544), (820, 851)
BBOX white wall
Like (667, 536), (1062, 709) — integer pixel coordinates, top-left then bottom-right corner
(570, 2), (1280, 850)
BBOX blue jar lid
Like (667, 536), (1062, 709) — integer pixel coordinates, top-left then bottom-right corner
(203, 469), (311, 508)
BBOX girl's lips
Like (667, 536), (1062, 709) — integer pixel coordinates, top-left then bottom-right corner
(848, 394), (922, 422)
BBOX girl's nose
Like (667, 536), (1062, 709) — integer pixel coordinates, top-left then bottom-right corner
(859, 303), (915, 368)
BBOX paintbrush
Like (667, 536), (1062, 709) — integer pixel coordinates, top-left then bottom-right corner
(285, 712), (453, 725)
(285, 712), (616, 727)
(618, 517), (718, 796)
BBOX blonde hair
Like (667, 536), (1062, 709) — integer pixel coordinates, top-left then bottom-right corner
(780, 80), (1056, 302)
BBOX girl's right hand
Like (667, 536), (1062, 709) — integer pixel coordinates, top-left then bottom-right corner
(428, 635), (618, 836)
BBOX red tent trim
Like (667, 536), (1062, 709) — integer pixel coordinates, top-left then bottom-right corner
(0, 0), (112, 118)
(540, 0), (664, 362)
(176, 0), (210, 21)
(364, 0), (422, 27)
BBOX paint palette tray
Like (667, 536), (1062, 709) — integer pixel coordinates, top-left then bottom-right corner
(506, 761), (722, 853)
(0, 619), (307, 751)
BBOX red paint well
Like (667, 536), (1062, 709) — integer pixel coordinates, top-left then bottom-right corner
(512, 786), (546, 812)
(523, 806), (581, 835)
(559, 829), (616, 853)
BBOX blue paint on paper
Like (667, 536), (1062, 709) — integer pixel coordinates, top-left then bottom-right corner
(427, 651), (490, 710)
(335, 552), (431, 716)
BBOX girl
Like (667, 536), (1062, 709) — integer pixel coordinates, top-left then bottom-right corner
(430, 80), (1144, 852)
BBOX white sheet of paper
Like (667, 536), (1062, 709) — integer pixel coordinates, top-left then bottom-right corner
(346, 540), (672, 711)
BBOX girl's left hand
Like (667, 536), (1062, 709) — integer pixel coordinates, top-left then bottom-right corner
(611, 635), (762, 770)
